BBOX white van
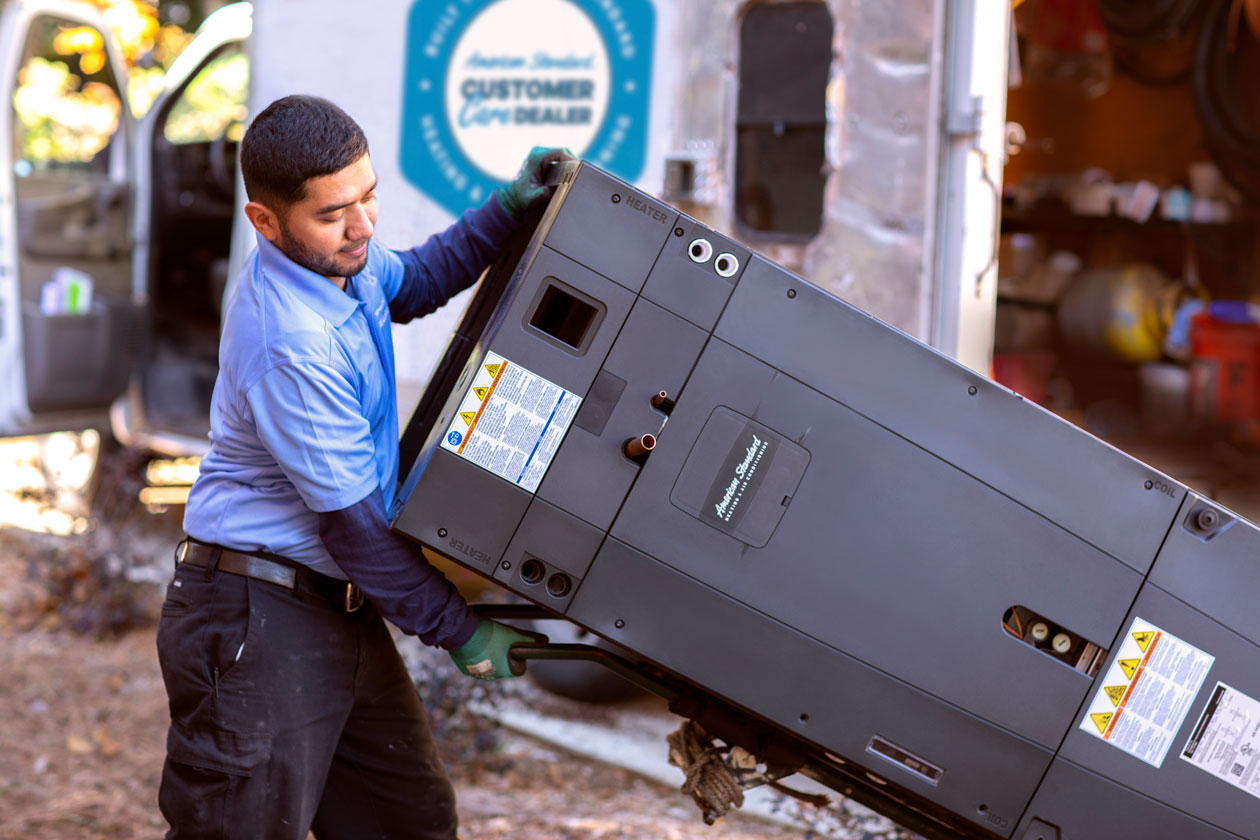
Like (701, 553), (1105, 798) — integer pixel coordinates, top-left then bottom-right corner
(0, 0), (1008, 457)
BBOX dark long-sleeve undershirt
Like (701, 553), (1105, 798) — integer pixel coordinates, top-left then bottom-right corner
(388, 194), (520, 323)
(318, 487), (479, 650)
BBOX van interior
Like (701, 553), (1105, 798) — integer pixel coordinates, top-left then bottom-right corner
(140, 42), (246, 440)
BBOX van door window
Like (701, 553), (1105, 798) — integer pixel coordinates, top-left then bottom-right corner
(13, 17), (123, 175)
(734, 1), (833, 240)
(162, 45), (248, 146)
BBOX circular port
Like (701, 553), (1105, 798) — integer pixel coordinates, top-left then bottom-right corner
(546, 573), (572, 598)
(520, 558), (546, 585)
(714, 252), (740, 277)
(688, 238), (713, 263)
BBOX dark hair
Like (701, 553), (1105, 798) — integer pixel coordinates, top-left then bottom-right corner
(240, 95), (369, 209)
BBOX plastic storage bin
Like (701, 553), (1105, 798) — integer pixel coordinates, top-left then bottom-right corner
(20, 298), (143, 413)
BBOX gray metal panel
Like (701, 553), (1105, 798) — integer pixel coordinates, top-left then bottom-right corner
(714, 256), (1186, 574)
(534, 425), (642, 532)
(393, 448), (531, 572)
(497, 497), (604, 583)
(639, 218), (747, 331)
(542, 164), (677, 294)
(1150, 493), (1260, 647)
(612, 338), (1141, 749)
(1057, 585), (1260, 838)
(569, 538), (1052, 837)
(601, 297), (709, 394)
(1014, 759), (1240, 840)
(536, 298), (708, 531)
(488, 245), (637, 397)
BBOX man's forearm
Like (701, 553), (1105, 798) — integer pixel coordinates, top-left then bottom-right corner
(389, 195), (520, 322)
(317, 487), (479, 649)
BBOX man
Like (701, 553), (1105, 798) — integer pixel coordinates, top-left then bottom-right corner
(156, 94), (565, 839)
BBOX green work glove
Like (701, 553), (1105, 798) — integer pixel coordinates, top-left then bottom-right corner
(496, 146), (574, 219)
(450, 619), (536, 681)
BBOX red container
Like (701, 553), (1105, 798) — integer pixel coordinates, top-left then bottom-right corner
(992, 351), (1057, 405)
(1189, 313), (1260, 425)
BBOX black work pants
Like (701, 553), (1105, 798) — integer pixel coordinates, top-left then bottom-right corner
(155, 556), (458, 839)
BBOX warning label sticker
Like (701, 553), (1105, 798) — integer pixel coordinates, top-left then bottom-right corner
(439, 352), (581, 493)
(1079, 617), (1215, 768)
(1182, 683), (1260, 802)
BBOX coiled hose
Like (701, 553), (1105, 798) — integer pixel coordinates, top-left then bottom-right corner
(1192, 0), (1260, 202)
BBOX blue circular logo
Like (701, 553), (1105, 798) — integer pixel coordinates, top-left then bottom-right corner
(402, 0), (655, 217)
(447, 430), (464, 446)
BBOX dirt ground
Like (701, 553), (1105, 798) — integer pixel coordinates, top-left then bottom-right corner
(0, 516), (826, 839)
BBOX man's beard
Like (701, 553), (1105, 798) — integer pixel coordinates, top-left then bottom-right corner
(276, 219), (369, 280)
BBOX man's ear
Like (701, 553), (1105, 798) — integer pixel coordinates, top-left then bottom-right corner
(244, 200), (282, 242)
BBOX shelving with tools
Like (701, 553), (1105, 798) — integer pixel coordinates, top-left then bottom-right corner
(998, 0), (1260, 516)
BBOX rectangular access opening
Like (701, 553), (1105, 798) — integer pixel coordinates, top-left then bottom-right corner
(527, 278), (603, 353)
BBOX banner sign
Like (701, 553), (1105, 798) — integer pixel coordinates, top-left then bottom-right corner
(402, 0), (654, 217)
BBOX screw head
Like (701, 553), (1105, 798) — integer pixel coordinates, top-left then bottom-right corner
(1144, 480), (1154, 490)
(968, 385), (978, 395)
(501, 560), (512, 571)
(1196, 508), (1219, 530)
(787, 289), (797, 299)
(437, 528), (448, 538)
(674, 227), (684, 237)
(614, 619), (625, 629)
(611, 193), (621, 203)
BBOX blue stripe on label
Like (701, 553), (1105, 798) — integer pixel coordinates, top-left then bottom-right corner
(517, 392), (565, 484)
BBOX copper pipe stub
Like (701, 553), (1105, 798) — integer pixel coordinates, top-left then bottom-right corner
(651, 391), (676, 414)
(623, 434), (656, 460)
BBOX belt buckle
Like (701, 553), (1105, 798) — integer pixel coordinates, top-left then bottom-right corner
(344, 583), (365, 613)
(174, 539), (191, 566)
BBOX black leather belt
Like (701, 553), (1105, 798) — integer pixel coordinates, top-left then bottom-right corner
(175, 539), (366, 613)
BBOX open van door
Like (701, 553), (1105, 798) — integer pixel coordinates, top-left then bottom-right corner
(111, 2), (251, 457)
(0, 0), (142, 436)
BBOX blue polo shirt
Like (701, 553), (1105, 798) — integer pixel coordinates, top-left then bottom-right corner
(185, 198), (516, 579)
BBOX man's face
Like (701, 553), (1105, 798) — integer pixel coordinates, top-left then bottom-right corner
(274, 153), (378, 285)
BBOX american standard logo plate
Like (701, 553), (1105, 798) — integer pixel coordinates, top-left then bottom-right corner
(670, 407), (810, 548)
(704, 426), (776, 530)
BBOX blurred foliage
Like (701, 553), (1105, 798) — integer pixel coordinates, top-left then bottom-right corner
(14, 57), (121, 165)
(13, 0), (246, 167)
(163, 48), (248, 144)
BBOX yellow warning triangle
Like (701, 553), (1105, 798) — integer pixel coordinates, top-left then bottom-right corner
(474, 387), (489, 401)
(1132, 630), (1154, 652)
(485, 362), (501, 377)
(1091, 711), (1113, 734)
(1118, 658), (1140, 680)
(459, 411), (476, 426)
(1105, 685), (1126, 707)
